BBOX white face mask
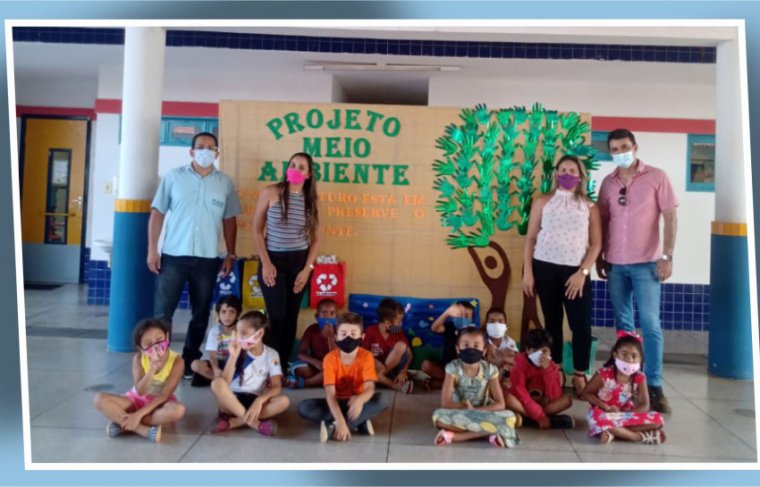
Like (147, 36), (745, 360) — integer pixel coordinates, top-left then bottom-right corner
(614, 357), (641, 376)
(528, 350), (548, 367)
(194, 149), (216, 168)
(486, 322), (507, 339)
(612, 151), (635, 169)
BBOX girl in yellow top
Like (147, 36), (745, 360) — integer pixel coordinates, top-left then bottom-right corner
(94, 319), (186, 442)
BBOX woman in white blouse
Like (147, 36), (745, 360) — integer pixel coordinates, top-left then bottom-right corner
(522, 155), (602, 397)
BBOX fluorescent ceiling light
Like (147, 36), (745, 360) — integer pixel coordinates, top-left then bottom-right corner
(303, 62), (460, 72)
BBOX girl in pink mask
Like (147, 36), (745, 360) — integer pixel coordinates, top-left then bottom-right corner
(94, 319), (185, 443)
(581, 331), (665, 444)
(252, 152), (321, 376)
(210, 310), (290, 436)
(522, 154), (602, 397)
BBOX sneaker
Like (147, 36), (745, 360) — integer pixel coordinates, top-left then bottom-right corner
(213, 415), (231, 434)
(106, 422), (122, 438)
(319, 420), (335, 443)
(548, 414), (575, 430)
(146, 425), (162, 443)
(183, 363), (194, 380)
(649, 386), (672, 414)
(357, 419), (375, 436)
(257, 419), (278, 437)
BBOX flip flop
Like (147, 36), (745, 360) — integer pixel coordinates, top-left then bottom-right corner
(434, 429), (454, 446)
(488, 434), (506, 448)
(401, 380), (414, 394)
(640, 429), (667, 445)
(600, 430), (615, 444)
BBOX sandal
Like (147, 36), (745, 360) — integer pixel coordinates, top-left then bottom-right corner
(599, 430), (615, 444)
(640, 429), (667, 445)
(488, 434), (506, 448)
(434, 429), (454, 446)
(572, 373), (588, 398)
(401, 380), (414, 394)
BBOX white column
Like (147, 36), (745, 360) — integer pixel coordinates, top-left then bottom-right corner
(714, 38), (748, 223)
(118, 27), (166, 199)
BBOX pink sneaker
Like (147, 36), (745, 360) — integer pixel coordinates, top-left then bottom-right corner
(213, 416), (231, 434)
(257, 419), (278, 437)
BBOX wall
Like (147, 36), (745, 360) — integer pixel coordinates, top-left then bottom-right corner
(429, 70), (717, 285)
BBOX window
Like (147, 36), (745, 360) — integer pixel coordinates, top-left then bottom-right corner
(44, 149), (72, 244)
(591, 131), (612, 162)
(686, 134), (715, 192)
(119, 116), (219, 146)
(162, 117), (219, 146)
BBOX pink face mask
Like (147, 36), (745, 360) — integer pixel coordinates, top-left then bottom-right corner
(286, 168), (307, 184)
(614, 357), (641, 376)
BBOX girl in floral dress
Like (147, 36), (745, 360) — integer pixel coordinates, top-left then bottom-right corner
(581, 331), (665, 444)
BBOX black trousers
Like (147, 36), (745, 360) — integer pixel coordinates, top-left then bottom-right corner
(533, 258), (592, 372)
(154, 254), (219, 368)
(258, 249), (309, 369)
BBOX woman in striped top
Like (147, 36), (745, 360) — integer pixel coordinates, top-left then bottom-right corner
(253, 152), (321, 371)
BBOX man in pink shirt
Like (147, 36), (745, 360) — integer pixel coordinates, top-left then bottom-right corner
(596, 129), (678, 414)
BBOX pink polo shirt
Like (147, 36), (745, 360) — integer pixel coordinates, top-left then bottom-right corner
(598, 161), (678, 265)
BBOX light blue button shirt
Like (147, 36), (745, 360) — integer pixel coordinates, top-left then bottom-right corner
(151, 165), (242, 259)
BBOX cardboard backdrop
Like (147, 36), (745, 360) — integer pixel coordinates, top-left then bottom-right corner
(220, 100), (590, 344)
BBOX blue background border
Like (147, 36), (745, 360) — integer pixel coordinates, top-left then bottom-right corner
(2, 1), (759, 485)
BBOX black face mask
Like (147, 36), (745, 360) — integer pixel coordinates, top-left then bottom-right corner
(336, 336), (362, 353)
(459, 348), (483, 364)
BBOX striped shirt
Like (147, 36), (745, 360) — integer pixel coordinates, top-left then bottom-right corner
(266, 192), (310, 252)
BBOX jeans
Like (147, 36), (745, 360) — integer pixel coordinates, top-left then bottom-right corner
(258, 249), (309, 369)
(533, 259), (592, 372)
(154, 254), (220, 367)
(607, 262), (663, 387)
(297, 392), (389, 429)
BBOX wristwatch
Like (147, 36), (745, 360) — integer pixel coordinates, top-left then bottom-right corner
(661, 254), (673, 262)
(580, 268), (590, 276)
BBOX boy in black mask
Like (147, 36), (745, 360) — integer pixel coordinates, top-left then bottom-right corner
(297, 312), (389, 443)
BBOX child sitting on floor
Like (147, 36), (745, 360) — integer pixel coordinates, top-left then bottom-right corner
(94, 319), (185, 443)
(432, 326), (519, 448)
(190, 295), (242, 387)
(297, 312), (389, 443)
(285, 298), (339, 388)
(362, 298), (414, 393)
(421, 300), (476, 390)
(210, 310), (290, 436)
(581, 331), (666, 444)
(483, 307), (518, 374)
(505, 328), (574, 429)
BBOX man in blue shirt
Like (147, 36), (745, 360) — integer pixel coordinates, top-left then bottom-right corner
(148, 132), (242, 379)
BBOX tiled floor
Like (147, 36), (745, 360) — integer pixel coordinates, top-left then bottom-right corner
(23, 285), (757, 463)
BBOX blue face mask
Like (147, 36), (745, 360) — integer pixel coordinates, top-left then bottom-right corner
(451, 316), (474, 330)
(317, 317), (337, 330)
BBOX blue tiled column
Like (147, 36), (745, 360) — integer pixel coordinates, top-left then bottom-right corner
(708, 225), (752, 379)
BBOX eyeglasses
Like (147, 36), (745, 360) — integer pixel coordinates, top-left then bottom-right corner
(618, 187), (627, 206)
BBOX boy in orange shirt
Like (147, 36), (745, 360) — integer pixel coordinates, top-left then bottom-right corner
(297, 312), (389, 443)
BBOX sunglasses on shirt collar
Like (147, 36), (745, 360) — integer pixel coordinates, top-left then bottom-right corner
(618, 187), (627, 206)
